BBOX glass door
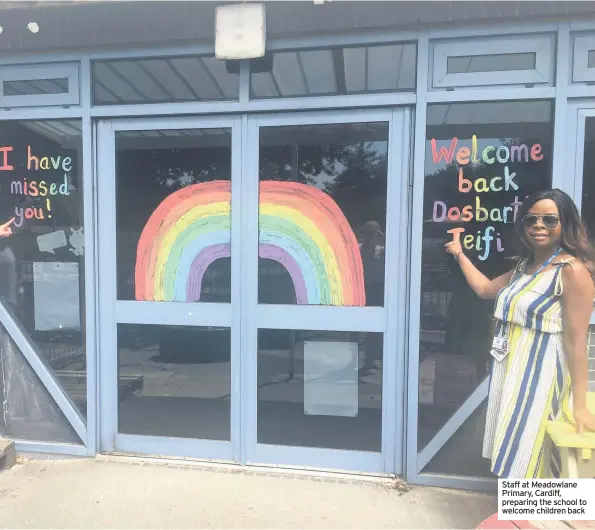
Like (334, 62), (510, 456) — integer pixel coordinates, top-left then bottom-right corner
(242, 109), (410, 474)
(97, 116), (242, 461)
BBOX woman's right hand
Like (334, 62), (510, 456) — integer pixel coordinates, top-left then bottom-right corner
(574, 407), (595, 434)
(442, 229), (513, 299)
(0, 218), (14, 238)
(444, 231), (463, 257)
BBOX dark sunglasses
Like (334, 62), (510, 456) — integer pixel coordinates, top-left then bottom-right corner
(521, 214), (560, 229)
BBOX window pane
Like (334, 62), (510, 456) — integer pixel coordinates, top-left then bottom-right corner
(116, 129), (232, 303)
(418, 101), (554, 451)
(258, 123), (388, 307)
(0, 120), (86, 419)
(4, 78), (69, 96)
(447, 53), (536, 74)
(422, 402), (492, 477)
(0, 324), (81, 443)
(588, 50), (595, 69)
(250, 43), (416, 99)
(118, 324), (231, 440)
(93, 56), (239, 105)
(257, 329), (382, 451)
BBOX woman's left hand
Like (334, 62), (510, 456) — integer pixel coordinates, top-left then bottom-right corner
(574, 407), (595, 434)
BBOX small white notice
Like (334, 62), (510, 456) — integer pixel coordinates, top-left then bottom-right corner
(499, 479), (595, 520)
(33, 262), (80, 331)
(37, 230), (67, 254)
(303, 340), (358, 418)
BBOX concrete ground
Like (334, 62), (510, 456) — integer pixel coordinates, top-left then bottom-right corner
(0, 456), (497, 529)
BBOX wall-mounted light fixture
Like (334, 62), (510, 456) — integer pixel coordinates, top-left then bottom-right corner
(27, 22), (39, 34)
(215, 3), (265, 60)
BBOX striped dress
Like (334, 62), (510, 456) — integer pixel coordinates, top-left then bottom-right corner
(482, 258), (574, 479)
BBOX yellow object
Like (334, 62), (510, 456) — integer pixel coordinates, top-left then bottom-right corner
(546, 393), (595, 478)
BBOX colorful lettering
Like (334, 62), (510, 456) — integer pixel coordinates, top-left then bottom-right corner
(0, 146), (14, 171)
(458, 167), (472, 193)
(431, 137), (458, 164)
(531, 144), (543, 161)
(482, 146), (496, 164)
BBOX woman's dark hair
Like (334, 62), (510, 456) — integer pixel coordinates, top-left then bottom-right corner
(514, 188), (595, 274)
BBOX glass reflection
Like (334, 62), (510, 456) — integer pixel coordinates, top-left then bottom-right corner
(0, 323), (81, 444)
(118, 324), (231, 440)
(422, 403), (492, 477)
(251, 43), (416, 99)
(115, 129), (232, 303)
(0, 120), (86, 419)
(258, 122), (388, 307)
(257, 329), (383, 452)
(93, 56), (239, 105)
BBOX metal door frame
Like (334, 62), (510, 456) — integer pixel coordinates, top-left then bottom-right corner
(96, 115), (243, 461)
(242, 108), (410, 474)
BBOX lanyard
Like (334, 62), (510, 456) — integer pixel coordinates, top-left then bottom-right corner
(500, 247), (563, 324)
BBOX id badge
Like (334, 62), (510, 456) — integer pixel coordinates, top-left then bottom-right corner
(490, 335), (509, 362)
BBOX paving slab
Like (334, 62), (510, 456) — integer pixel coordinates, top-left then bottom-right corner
(0, 457), (497, 529)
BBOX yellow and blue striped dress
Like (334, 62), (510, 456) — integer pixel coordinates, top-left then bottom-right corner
(483, 258), (574, 479)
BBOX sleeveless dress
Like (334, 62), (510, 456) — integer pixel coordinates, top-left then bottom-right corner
(482, 258), (574, 479)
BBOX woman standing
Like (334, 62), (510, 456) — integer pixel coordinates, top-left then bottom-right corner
(445, 189), (595, 478)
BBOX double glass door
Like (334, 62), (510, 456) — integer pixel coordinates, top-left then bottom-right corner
(97, 109), (409, 474)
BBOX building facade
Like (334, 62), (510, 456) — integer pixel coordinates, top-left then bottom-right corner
(0, 1), (594, 491)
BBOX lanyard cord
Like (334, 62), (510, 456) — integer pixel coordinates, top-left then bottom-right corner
(500, 247), (563, 323)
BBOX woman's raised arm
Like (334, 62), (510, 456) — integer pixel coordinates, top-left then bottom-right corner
(445, 231), (514, 300)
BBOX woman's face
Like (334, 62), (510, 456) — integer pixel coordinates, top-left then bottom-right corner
(523, 199), (563, 250)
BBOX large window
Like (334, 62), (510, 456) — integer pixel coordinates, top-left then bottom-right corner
(0, 120), (86, 424)
(417, 101), (554, 475)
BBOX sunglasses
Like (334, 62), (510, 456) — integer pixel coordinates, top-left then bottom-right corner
(521, 214), (560, 229)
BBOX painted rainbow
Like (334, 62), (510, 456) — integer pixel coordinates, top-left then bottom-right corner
(135, 180), (366, 306)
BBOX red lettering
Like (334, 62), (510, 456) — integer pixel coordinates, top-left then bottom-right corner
(431, 137), (458, 164)
(461, 205), (473, 222)
(447, 207), (461, 221)
(530, 144), (543, 161)
(0, 146), (14, 171)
